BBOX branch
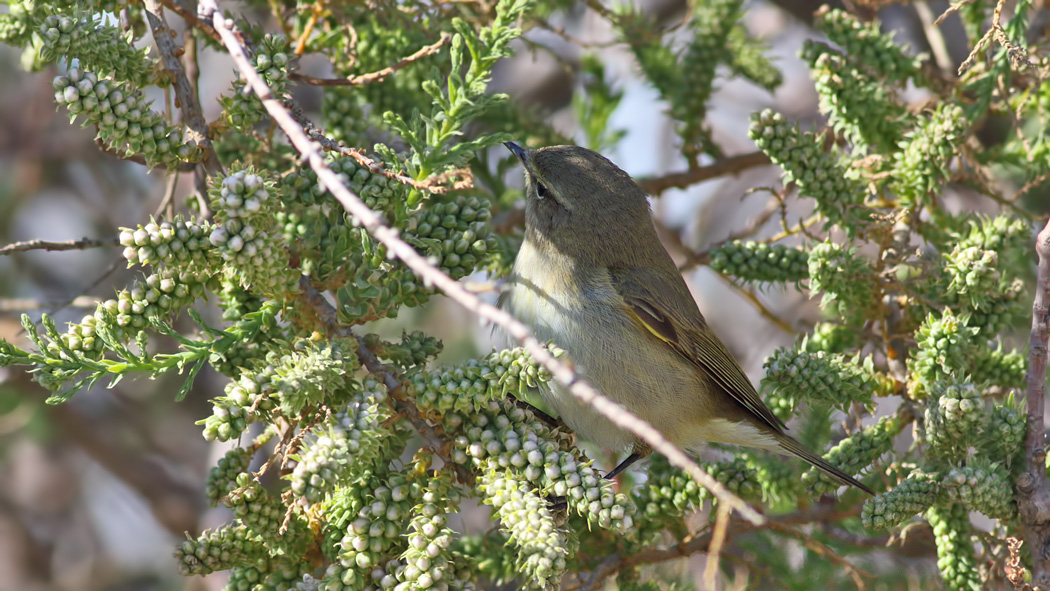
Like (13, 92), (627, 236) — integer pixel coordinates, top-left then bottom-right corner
(0, 236), (118, 256)
(297, 278), (475, 487)
(636, 152), (772, 196)
(285, 100), (467, 195)
(144, 0), (223, 183)
(290, 33), (452, 87)
(157, 0), (221, 43)
(1017, 217), (1050, 590)
(582, 505), (862, 590)
(199, 0), (764, 525)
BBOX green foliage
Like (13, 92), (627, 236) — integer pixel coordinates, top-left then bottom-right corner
(0, 0), (1045, 589)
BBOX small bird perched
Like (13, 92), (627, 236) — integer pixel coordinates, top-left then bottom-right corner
(500, 142), (872, 494)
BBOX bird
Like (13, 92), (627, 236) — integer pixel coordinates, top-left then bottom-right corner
(499, 141), (872, 494)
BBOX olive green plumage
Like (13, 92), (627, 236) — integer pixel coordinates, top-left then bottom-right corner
(502, 142), (872, 495)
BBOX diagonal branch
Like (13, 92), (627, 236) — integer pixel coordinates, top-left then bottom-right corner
(290, 33), (452, 87)
(144, 0), (222, 183)
(1017, 217), (1050, 589)
(198, 0), (764, 525)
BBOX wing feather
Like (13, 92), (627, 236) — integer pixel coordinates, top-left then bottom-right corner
(612, 269), (786, 432)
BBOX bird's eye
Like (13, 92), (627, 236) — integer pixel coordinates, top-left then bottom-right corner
(537, 183), (549, 200)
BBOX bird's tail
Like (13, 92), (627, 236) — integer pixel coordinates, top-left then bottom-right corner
(774, 433), (874, 495)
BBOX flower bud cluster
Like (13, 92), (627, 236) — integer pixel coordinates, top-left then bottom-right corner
(332, 471), (422, 586)
(271, 339), (355, 416)
(862, 470), (941, 530)
(924, 380), (983, 459)
(814, 7), (921, 81)
(909, 310), (977, 394)
(410, 347), (555, 417)
(802, 415), (900, 495)
(972, 344), (1025, 391)
(807, 242), (877, 320)
(290, 382), (393, 505)
(200, 370), (271, 441)
(477, 458), (572, 588)
(965, 278), (1023, 337)
(284, 155), (406, 216)
(400, 472), (459, 591)
(38, 13), (153, 85)
(227, 473), (312, 558)
(57, 314), (104, 358)
(209, 170), (298, 295)
(336, 229), (428, 322)
(404, 196), (498, 281)
(738, 451), (800, 504)
(944, 245), (1000, 310)
(763, 347), (878, 419)
(944, 461), (1015, 520)
(893, 104), (966, 207)
(322, 88), (369, 145)
(928, 503), (981, 591)
(102, 269), (209, 337)
(800, 323), (861, 355)
(673, 0), (737, 152)
(725, 26), (782, 92)
(119, 216), (217, 274)
(223, 34), (290, 130)
(174, 524), (263, 576)
(230, 558), (311, 591)
(448, 400), (634, 534)
(52, 69), (198, 167)
(635, 454), (759, 538)
(801, 41), (906, 153)
(748, 109), (866, 228)
(365, 331), (442, 371)
(708, 241), (808, 284)
(984, 395), (1025, 461)
(206, 446), (254, 505)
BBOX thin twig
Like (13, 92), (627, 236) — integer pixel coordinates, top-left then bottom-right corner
(1016, 217), (1050, 590)
(0, 296), (99, 311)
(914, 1), (954, 74)
(584, 505), (862, 588)
(677, 197), (781, 272)
(704, 503), (732, 589)
(285, 100), (466, 195)
(144, 0), (222, 212)
(200, 0), (763, 525)
(290, 33), (452, 86)
(0, 236), (119, 256)
(637, 152), (772, 196)
(158, 0), (222, 43)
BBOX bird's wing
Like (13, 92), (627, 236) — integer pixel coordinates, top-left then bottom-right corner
(610, 268), (786, 432)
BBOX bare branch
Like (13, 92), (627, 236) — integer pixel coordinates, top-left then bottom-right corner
(0, 236), (118, 256)
(199, 0), (764, 525)
(290, 33), (452, 87)
(144, 0), (223, 185)
(1017, 217), (1050, 589)
(636, 152), (772, 196)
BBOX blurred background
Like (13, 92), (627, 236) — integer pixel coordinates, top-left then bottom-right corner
(0, 0), (1040, 589)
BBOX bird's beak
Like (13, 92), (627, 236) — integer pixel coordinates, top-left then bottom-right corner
(503, 141), (528, 165)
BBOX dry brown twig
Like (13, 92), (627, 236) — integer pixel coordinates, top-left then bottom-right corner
(0, 236), (119, 256)
(637, 151), (772, 196)
(143, 0), (222, 181)
(199, 0), (763, 525)
(290, 33), (452, 86)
